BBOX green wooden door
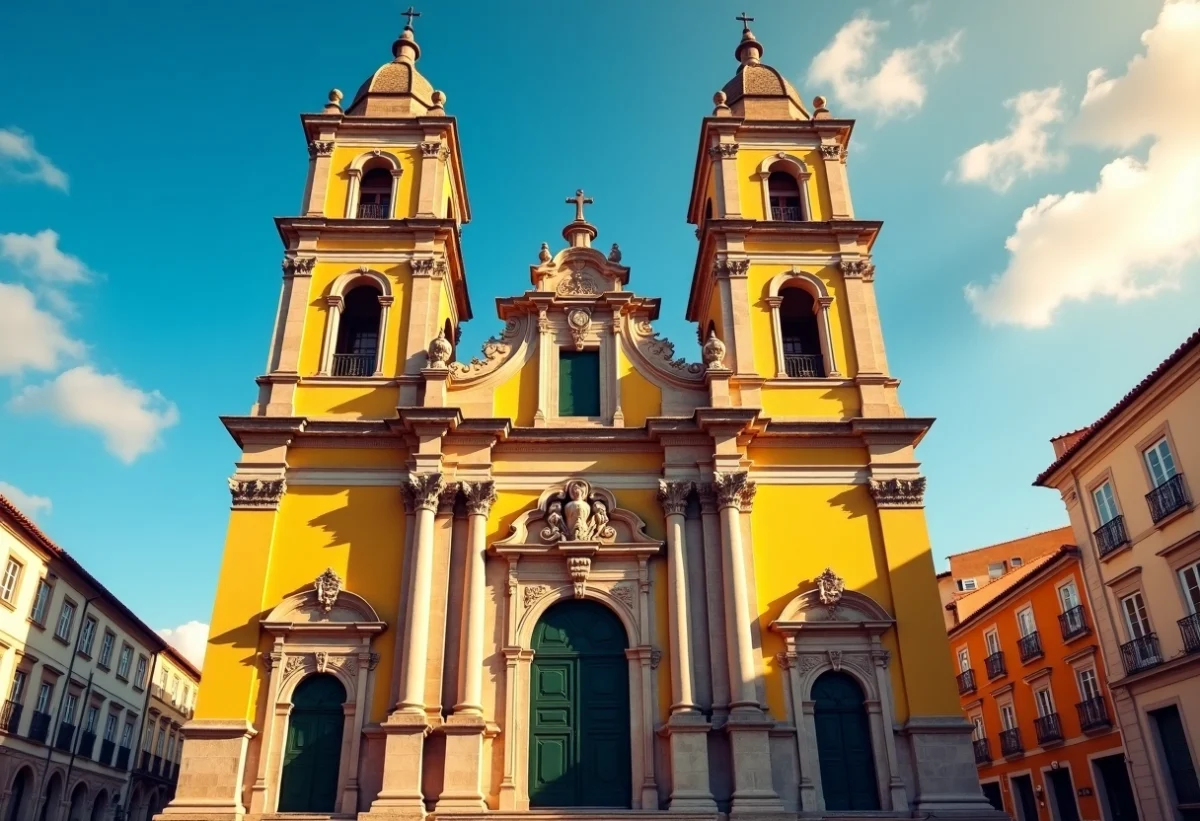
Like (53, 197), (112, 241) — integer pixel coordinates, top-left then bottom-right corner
(278, 674), (346, 813)
(558, 350), (600, 417)
(813, 672), (880, 811)
(530, 600), (630, 807)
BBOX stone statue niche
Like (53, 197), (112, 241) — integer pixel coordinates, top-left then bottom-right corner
(541, 479), (616, 543)
(493, 479), (660, 553)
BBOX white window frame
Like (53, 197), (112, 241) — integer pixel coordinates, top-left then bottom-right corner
(35, 682), (52, 714)
(1121, 591), (1152, 639)
(985, 628), (1002, 656)
(1076, 667), (1101, 701)
(117, 644), (133, 678)
(1011, 557), (1024, 568)
(1144, 437), (1178, 489)
(84, 704), (99, 733)
(121, 721), (134, 747)
(1179, 560), (1200, 615)
(764, 271), (840, 379)
(104, 713), (118, 741)
(78, 615), (97, 655)
(958, 578), (978, 592)
(1093, 481), (1120, 525)
(971, 713), (986, 740)
(0, 557), (22, 603)
(55, 600), (76, 641)
(98, 629), (115, 667)
(1058, 580), (1081, 612)
(1000, 702), (1018, 730)
(29, 578), (51, 624)
(9, 670), (27, 703)
(1017, 606), (1037, 638)
(988, 561), (1007, 579)
(134, 655), (148, 688)
(1035, 687), (1056, 718)
(63, 692), (78, 725)
(957, 647), (971, 672)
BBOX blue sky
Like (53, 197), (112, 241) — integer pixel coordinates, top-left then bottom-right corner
(2, 0), (1197, 666)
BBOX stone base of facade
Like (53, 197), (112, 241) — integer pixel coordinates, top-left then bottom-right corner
(898, 717), (1008, 817)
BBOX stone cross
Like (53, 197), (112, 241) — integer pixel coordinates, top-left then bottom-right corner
(565, 189), (593, 222)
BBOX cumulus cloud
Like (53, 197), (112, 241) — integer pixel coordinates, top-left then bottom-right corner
(0, 128), (68, 191)
(953, 87), (1067, 192)
(9, 366), (180, 463)
(158, 621), (209, 669)
(0, 282), (84, 374)
(0, 482), (52, 519)
(808, 14), (962, 121)
(1, 229), (90, 283)
(966, 0), (1200, 327)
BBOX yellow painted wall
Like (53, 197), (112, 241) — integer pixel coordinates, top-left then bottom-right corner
(323, 146), (421, 219)
(761, 386), (860, 419)
(287, 447), (408, 469)
(490, 353), (539, 426)
(737, 148), (831, 222)
(294, 385), (401, 419)
(617, 350), (661, 427)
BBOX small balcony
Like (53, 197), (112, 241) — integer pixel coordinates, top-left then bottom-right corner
(999, 727), (1024, 757)
(1034, 712), (1064, 745)
(1077, 696), (1113, 733)
(1147, 474), (1190, 523)
(140, 749), (151, 771)
(956, 669), (977, 695)
(1094, 516), (1130, 557)
(27, 710), (50, 743)
(985, 650), (1007, 680)
(77, 730), (96, 759)
(784, 353), (824, 378)
(55, 721), (76, 751)
(99, 738), (115, 767)
(1018, 631), (1044, 663)
(1179, 613), (1200, 655)
(1120, 633), (1164, 675)
(771, 205), (803, 222)
(1059, 605), (1090, 640)
(356, 201), (390, 219)
(116, 745), (131, 771)
(972, 738), (992, 765)
(153, 754), (163, 775)
(1, 700), (22, 733)
(331, 353), (377, 377)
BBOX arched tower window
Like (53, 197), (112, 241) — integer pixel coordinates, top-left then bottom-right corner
(780, 288), (824, 377)
(704, 198), (713, 221)
(357, 166), (393, 219)
(333, 286), (382, 376)
(768, 171), (803, 221)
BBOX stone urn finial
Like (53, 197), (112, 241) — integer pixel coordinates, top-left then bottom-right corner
(538, 242), (551, 263)
(702, 329), (728, 370)
(426, 329), (453, 369)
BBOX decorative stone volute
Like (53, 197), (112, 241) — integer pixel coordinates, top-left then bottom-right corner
(712, 471), (756, 512)
(426, 329), (453, 369)
(314, 568), (343, 613)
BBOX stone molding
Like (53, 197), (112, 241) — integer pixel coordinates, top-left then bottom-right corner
(869, 476), (927, 508)
(228, 478), (286, 510)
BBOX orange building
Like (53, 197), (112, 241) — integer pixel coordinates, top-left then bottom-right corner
(947, 538), (1140, 821)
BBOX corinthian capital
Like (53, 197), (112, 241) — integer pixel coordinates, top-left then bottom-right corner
(712, 471), (756, 511)
(402, 473), (445, 512)
(228, 478), (286, 510)
(657, 480), (693, 517)
(462, 480), (498, 517)
(868, 476), (926, 508)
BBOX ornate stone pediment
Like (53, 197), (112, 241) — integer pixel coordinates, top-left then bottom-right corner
(531, 244), (630, 297)
(770, 586), (894, 634)
(492, 480), (661, 557)
(261, 581), (386, 637)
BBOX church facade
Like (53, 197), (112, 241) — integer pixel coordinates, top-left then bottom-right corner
(162, 14), (997, 821)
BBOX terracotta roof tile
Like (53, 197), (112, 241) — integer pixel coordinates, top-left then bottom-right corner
(950, 545), (1078, 628)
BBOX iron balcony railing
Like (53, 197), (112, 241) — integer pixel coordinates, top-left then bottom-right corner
(784, 353), (824, 378)
(27, 710), (50, 743)
(1094, 515), (1130, 557)
(956, 669), (977, 695)
(1, 700), (22, 733)
(973, 738), (992, 765)
(770, 205), (803, 221)
(1018, 631), (1044, 663)
(985, 650), (1007, 680)
(1034, 713), (1064, 745)
(1147, 474), (1190, 523)
(1059, 605), (1090, 640)
(332, 353), (377, 377)
(99, 738), (115, 767)
(356, 201), (390, 219)
(1077, 696), (1112, 732)
(1180, 612), (1200, 655)
(140, 749), (151, 771)
(1120, 633), (1164, 675)
(55, 721), (76, 751)
(77, 730), (96, 759)
(999, 727), (1024, 757)
(116, 745), (131, 771)
(153, 754), (163, 775)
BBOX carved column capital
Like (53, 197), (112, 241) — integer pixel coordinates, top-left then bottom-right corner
(712, 258), (750, 279)
(695, 482), (718, 515)
(281, 256), (316, 277)
(839, 259), (876, 281)
(462, 480), (498, 517)
(657, 480), (693, 517)
(868, 476), (926, 508)
(437, 481), (460, 514)
(712, 471), (756, 512)
(708, 143), (739, 159)
(228, 478), (286, 510)
(308, 140), (334, 158)
(402, 472), (445, 513)
(419, 141), (443, 158)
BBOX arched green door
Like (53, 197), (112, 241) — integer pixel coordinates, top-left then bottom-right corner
(278, 674), (346, 813)
(529, 599), (631, 808)
(813, 671), (880, 811)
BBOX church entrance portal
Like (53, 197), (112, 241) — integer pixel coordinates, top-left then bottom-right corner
(529, 599), (632, 808)
(278, 673), (345, 813)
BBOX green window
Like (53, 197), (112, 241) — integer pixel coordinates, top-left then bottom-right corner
(559, 350), (600, 417)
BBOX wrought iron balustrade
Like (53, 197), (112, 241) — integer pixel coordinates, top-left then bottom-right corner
(100, 738), (115, 766)
(77, 730), (96, 758)
(999, 727), (1023, 756)
(331, 353), (377, 377)
(116, 745), (131, 770)
(784, 353), (824, 378)
(1, 700), (22, 733)
(1076, 696), (1112, 732)
(1018, 631), (1044, 663)
(1120, 633), (1163, 674)
(770, 205), (803, 221)
(55, 721), (76, 751)
(27, 710), (50, 743)
(985, 650), (1007, 680)
(1094, 516), (1130, 557)
(1179, 612), (1200, 655)
(1059, 605), (1089, 640)
(356, 202), (390, 219)
(1147, 474), (1190, 522)
(973, 738), (992, 765)
(956, 669), (977, 695)
(1034, 712), (1064, 745)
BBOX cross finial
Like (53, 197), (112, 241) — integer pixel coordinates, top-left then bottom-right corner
(566, 189), (594, 222)
(736, 11), (754, 31)
(402, 5), (421, 28)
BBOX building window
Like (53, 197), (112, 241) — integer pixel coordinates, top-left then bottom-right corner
(1077, 667), (1100, 701)
(1059, 581), (1080, 612)
(332, 286), (382, 377)
(957, 578), (977, 592)
(1144, 437), (1178, 488)
(1010, 557), (1024, 568)
(1035, 687), (1055, 717)
(98, 630), (115, 667)
(117, 644), (134, 679)
(0, 558), (21, 603)
(9, 669), (27, 703)
(767, 171), (804, 221)
(1121, 591), (1152, 639)
(29, 578), (51, 624)
(63, 692), (78, 725)
(78, 615), (97, 655)
(1017, 606), (1037, 637)
(1000, 703), (1017, 730)
(985, 629), (1001, 656)
(957, 648), (970, 672)
(121, 720), (134, 747)
(170, 674), (179, 701)
(1093, 481), (1120, 524)
(166, 733), (176, 760)
(356, 166), (393, 219)
(558, 349), (600, 417)
(182, 684), (191, 709)
(35, 682), (52, 714)
(134, 655), (148, 688)
(103, 713), (117, 741)
(1181, 561), (1200, 615)
(84, 704), (99, 733)
(971, 715), (986, 740)
(55, 600), (76, 641)
(779, 288), (825, 378)
(988, 561), (1007, 579)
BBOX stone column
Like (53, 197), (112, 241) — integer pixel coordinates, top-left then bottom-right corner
(534, 309), (551, 426)
(440, 480), (498, 812)
(318, 294), (343, 376)
(658, 481), (716, 811)
(248, 649), (284, 814)
(711, 142), (742, 218)
(713, 471), (783, 813)
(305, 140), (334, 216)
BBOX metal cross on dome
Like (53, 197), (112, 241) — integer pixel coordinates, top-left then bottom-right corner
(736, 11), (755, 31)
(565, 189), (594, 222)
(402, 5), (421, 27)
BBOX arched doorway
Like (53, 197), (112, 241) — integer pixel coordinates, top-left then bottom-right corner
(278, 673), (346, 813)
(7, 767), (32, 821)
(90, 789), (108, 821)
(529, 599), (631, 808)
(813, 671), (880, 811)
(67, 782), (88, 821)
(39, 772), (63, 821)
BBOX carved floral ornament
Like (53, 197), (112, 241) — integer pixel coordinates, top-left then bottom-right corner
(308, 140), (334, 157)
(314, 568), (343, 613)
(493, 479), (659, 555)
(567, 308), (591, 351)
(868, 476), (926, 508)
(708, 143), (740, 159)
(712, 258), (750, 279)
(461, 480), (497, 516)
(401, 472), (446, 513)
(628, 319), (705, 380)
(815, 567), (845, 611)
(657, 480), (693, 517)
(228, 478), (286, 509)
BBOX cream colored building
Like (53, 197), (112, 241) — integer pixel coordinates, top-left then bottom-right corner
(126, 649), (201, 821)
(0, 495), (200, 821)
(1036, 327), (1200, 821)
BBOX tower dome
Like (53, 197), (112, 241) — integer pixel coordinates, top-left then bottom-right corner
(346, 18), (437, 117)
(720, 19), (809, 120)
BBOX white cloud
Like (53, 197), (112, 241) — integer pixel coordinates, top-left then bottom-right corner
(158, 621), (209, 669)
(953, 87), (1067, 192)
(0, 128), (68, 191)
(0, 282), (84, 374)
(0, 482), (52, 519)
(9, 366), (180, 463)
(966, 0), (1200, 326)
(1, 229), (90, 283)
(807, 14), (962, 121)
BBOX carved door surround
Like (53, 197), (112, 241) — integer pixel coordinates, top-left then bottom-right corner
(770, 580), (909, 813)
(249, 574), (386, 816)
(491, 480), (663, 810)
